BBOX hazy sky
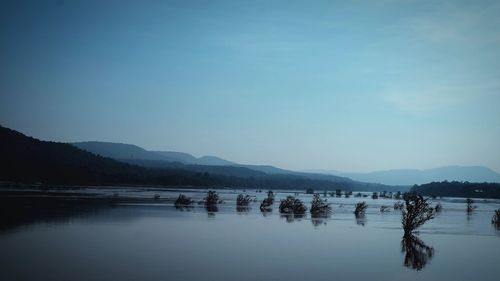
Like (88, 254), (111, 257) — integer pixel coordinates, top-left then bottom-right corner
(1, 0), (500, 172)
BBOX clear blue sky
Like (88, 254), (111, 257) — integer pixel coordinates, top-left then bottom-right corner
(1, 0), (499, 172)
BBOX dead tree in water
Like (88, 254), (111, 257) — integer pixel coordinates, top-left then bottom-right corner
(260, 190), (275, 211)
(279, 196), (306, 215)
(236, 194), (252, 206)
(466, 198), (476, 213)
(354, 202), (367, 216)
(402, 193), (435, 237)
(492, 209), (500, 229)
(203, 190), (221, 212)
(174, 194), (194, 207)
(310, 194), (331, 216)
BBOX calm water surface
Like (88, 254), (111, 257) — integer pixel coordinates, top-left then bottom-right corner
(1, 187), (499, 281)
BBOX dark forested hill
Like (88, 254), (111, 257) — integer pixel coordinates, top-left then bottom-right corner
(410, 181), (500, 199)
(0, 125), (390, 191)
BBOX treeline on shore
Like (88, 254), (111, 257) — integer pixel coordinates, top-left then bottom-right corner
(411, 181), (500, 199)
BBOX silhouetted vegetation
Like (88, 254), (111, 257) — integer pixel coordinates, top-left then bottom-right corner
(236, 194), (252, 206)
(260, 190), (275, 211)
(492, 209), (500, 229)
(411, 181), (500, 199)
(371, 192), (378, 199)
(279, 196), (306, 215)
(466, 198), (476, 213)
(0, 126), (392, 191)
(354, 202), (367, 216)
(335, 189), (342, 197)
(394, 191), (402, 200)
(402, 193), (435, 236)
(203, 191), (220, 211)
(174, 194), (194, 207)
(310, 194), (331, 216)
(401, 234), (434, 271)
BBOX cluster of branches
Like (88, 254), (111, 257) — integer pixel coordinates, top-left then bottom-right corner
(401, 193), (435, 236)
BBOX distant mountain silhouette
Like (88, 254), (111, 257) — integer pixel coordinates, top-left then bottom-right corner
(307, 166), (500, 185)
(151, 151), (199, 163)
(197, 155), (236, 166)
(1, 125), (391, 191)
(71, 140), (399, 191)
(73, 142), (237, 166)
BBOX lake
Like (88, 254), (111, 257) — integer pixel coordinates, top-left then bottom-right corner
(1, 187), (499, 281)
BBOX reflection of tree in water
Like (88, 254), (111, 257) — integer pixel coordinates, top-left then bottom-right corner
(401, 234), (434, 271)
(174, 205), (194, 212)
(311, 213), (330, 227)
(236, 206), (251, 214)
(206, 205), (218, 217)
(280, 213), (304, 223)
(261, 209), (272, 217)
(355, 214), (366, 226)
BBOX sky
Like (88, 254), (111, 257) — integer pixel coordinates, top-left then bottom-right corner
(1, 0), (500, 172)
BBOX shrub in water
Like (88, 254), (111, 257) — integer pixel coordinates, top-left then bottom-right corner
(204, 190), (220, 206)
(310, 194), (331, 216)
(402, 193), (435, 236)
(492, 209), (500, 228)
(354, 202), (367, 215)
(466, 198), (476, 213)
(237, 194), (252, 206)
(260, 191), (275, 211)
(279, 196), (306, 215)
(175, 194), (194, 207)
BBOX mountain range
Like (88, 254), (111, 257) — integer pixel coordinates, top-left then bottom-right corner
(1, 125), (390, 191)
(73, 141), (500, 186)
(2, 124), (499, 191)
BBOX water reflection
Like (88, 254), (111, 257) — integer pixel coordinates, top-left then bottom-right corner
(355, 214), (367, 226)
(236, 206), (251, 214)
(205, 205), (218, 218)
(401, 235), (434, 271)
(310, 212), (331, 227)
(280, 213), (305, 223)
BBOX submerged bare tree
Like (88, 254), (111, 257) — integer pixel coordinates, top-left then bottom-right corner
(236, 194), (252, 206)
(174, 194), (194, 207)
(492, 209), (500, 229)
(354, 202), (367, 216)
(466, 198), (476, 213)
(279, 196), (306, 215)
(203, 190), (221, 212)
(401, 234), (434, 271)
(402, 193), (435, 236)
(310, 194), (331, 216)
(260, 190), (275, 211)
